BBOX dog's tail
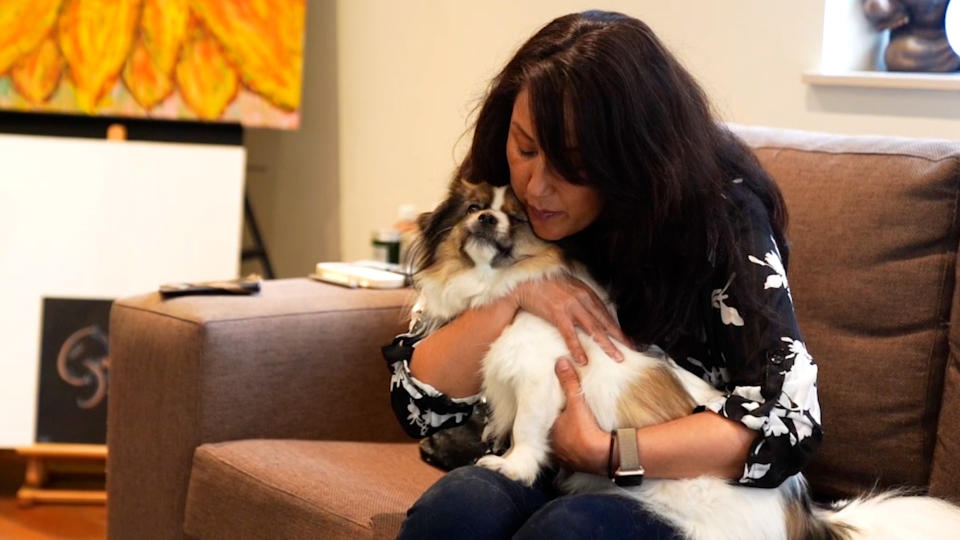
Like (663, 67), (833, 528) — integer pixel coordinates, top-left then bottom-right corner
(783, 486), (855, 540)
(810, 490), (960, 540)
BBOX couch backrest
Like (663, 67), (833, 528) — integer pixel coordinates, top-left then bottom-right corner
(733, 125), (960, 500)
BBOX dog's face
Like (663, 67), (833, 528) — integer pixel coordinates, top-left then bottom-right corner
(412, 180), (550, 274)
(409, 179), (570, 323)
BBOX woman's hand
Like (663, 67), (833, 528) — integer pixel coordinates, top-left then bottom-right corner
(549, 357), (611, 476)
(512, 275), (628, 365)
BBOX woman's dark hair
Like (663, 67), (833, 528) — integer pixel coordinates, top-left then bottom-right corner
(457, 10), (788, 349)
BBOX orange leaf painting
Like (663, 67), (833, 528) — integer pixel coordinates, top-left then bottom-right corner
(0, 0), (62, 76)
(122, 0), (189, 109)
(11, 37), (63, 105)
(176, 18), (238, 120)
(123, 40), (174, 110)
(189, 0), (305, 110)
(58, 0), (142, 112)
(0, 0), (305, 128)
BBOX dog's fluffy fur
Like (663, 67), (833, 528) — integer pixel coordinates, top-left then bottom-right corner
(410, 180), (960, 540)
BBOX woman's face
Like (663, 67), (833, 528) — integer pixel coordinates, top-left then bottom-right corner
(507, 89), (603, 241)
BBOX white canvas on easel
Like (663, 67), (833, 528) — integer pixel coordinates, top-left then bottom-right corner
(0, 133), (245, 447)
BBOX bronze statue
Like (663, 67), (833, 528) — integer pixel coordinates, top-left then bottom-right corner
(862, 0), (960, 71)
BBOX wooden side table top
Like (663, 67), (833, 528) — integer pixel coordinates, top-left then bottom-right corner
(15, 444), (106, 460)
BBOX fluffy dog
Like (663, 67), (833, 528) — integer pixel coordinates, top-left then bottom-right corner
(409, 179), (960, 540)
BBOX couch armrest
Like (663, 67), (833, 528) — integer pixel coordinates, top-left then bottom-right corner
(106, 278), (414, 540)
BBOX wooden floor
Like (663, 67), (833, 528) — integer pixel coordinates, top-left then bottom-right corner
(0, 499), (105, 540)
(0, 450), (106, 539)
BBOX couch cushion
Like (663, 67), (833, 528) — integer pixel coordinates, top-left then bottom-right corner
(734, 125), (960, 499)
(183, 440), (443, 539)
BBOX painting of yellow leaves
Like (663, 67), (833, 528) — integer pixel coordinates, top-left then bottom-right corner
(0, 0), (305, 129)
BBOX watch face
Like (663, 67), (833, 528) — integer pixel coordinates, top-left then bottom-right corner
(613, 469), (645, 487)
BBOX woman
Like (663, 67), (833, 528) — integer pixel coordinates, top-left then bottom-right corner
(384, 10), (822, 539)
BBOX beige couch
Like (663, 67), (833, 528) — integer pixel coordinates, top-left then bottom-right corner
(107, 126), (960, 539)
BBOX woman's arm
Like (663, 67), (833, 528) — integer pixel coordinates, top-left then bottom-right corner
(551, 358), (756, 479)
(624, 411), (756, 479)
(409, 295), (519, 398)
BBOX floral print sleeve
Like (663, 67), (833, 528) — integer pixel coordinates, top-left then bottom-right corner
(700, 183), (823, 488)
(382, 299), (480, 438)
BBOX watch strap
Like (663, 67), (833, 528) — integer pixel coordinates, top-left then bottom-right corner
(613, 427), (644, 487)
(616, 428), (641, 472)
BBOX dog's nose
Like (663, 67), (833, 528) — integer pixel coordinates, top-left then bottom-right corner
(478, 212), (498, 227)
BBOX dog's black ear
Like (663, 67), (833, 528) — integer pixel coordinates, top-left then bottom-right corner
(403, 211), (433, 273)
(415, 211), (435, 235)
(419, 192), (463, 240)
(408, 193), (463, 273)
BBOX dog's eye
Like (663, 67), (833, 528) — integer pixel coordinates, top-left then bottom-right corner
(466, 204), (482, 214)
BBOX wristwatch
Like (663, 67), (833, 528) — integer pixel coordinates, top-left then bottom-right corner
(611, 428), (645, 487)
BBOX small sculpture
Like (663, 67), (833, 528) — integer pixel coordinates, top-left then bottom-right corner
(862, 0), (960, 71)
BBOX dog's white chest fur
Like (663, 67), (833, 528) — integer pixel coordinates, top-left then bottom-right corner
(419, 263), (538, 323)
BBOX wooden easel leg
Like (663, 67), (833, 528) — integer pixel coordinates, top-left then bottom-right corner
(16, 488), (35, 507)
(17, 456), (45, 507)
(23, 455), (47, 487)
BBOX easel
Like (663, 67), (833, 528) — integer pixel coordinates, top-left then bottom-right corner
(15, 443), (107, 506)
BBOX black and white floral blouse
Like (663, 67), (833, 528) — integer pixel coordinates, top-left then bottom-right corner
(383, 180), (823, 489)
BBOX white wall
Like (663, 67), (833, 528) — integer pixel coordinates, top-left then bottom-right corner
(335, 0), (960, 261)
(243, 0), (340, 278)
(0, 135), (244, 446)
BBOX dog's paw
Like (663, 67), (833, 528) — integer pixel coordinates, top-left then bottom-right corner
(476, 454), (539, 486)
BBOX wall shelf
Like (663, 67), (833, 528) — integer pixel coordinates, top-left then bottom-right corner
(803, 71), (960, 92)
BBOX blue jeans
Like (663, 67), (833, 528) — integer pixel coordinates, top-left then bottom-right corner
(396, 466), (682, 539)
